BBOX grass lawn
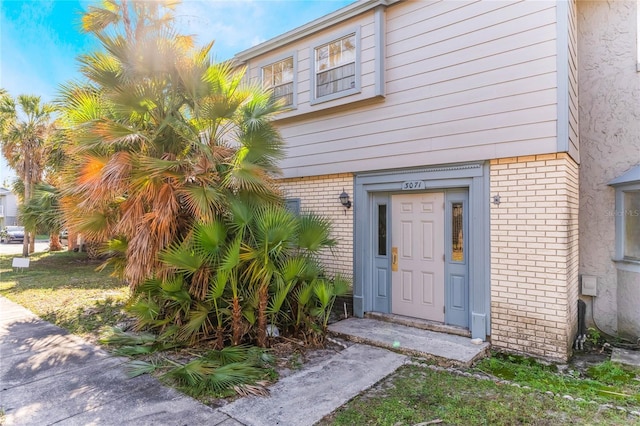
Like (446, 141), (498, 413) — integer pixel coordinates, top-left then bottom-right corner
(0, 250), (130, 341)
(322, 364), (640, 425)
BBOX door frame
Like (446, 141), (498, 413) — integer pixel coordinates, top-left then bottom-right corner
(353, 161), (491, 340)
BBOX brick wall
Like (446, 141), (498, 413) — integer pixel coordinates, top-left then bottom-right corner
(278, 173), (354, 280)
(490, 153), (579, 361)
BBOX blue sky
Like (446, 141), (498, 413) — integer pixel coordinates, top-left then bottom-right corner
(0, 0), (354, 184)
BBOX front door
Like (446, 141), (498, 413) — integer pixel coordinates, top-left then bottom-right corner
(391, 192), (445, 321)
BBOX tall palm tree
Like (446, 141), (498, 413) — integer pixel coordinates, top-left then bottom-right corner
(20, 183), (64, 251)
(0, 94), (56, 257)
(59, 0), (283, 286)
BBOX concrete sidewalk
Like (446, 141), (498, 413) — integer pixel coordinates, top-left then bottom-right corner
(0, 297), (410, 426)
(0, 297), (233, 425)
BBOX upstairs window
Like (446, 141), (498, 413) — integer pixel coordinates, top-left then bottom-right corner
(262, 57), (294, 108)
(313, 30), (360, 103)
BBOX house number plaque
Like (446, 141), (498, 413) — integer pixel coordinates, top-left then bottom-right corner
(401, 180), (425, 190)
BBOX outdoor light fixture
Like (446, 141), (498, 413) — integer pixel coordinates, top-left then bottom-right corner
(339, 190), (352, 209)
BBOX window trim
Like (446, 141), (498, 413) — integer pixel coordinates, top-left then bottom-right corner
(259, 51), (298, 110)
(309, 27), (362, 105)
(284, 198), (301, 216)
(613, 182), (640, 263)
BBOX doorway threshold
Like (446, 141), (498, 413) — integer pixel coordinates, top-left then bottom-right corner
(365, 312), (471, 337)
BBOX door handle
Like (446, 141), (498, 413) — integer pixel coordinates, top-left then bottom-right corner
(391, 247), (398, 271)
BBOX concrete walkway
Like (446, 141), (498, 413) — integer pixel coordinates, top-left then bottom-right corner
(0, 297), (232, 425)
(0, 298), (411, 426)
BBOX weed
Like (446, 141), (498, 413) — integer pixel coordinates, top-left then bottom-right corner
(290, 351), (303, 370)
(319, 365), (636, 426)
(475, 353), (640, 407)
(587, 360), (638, 385)
(588, 327), (603, 346)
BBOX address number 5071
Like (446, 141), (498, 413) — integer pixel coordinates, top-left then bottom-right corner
(401, 180), (425, 190)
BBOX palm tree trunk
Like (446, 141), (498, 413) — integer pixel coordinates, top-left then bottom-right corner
(21, 173), (31, 257)
(232, 296), (242, 346)
(29, 232), (35, 253)
(68, 230), (78, 251)
(257, 284), (269, 347)
(49, 233), (62, 251)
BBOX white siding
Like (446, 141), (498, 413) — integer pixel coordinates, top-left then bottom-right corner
(567, 0), (579, 161)
(247, 1), (561, 178)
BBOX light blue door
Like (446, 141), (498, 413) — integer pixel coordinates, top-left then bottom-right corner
(445, 190), (469, 328)
(372, 194), (390, 312)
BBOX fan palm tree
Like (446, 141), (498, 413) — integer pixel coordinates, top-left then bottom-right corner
(58, 0), (283, 286)
(0, 94), (56, 257)
(129, 200), (342, 348)
(20, 183), (64, 251)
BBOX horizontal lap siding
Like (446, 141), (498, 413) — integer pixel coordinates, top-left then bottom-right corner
(277, 0), (559, 178)
(567, 0), (579, 161)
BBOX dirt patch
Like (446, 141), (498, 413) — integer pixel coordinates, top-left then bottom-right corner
(269, 336), (352, 379)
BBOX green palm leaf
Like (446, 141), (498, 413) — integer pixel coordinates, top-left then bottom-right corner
(166, 358), (217, 387)
(204, 345), (254, 364)
(203, 362), (263, 393)
(160, 243), (203, 274)
(125, 360), (159, 378)
(193, 221), (227, 257)
(179, 302), (214, 342)
(281, 256), (308, 283)
(221, 235), (242, 271)
(179, 185), (223, 221)
(297, 213), (336, 252)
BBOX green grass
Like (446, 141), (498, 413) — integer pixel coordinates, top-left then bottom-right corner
(322, 364), (640, 426)
(475, 353), (640, 407)
(0, 251), (130, 340)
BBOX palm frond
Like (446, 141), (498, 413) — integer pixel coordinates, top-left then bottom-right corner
(160, 242), (204, 274)
(221, 235), (242, 271)
(268, 278), (293, 319)
(178, 302), (214, 342)
(179, 185), (223, 221)
(125, 360), (159, 378)
(204, 345), (254, 364)
(202, 362), (263, 393)
(98, 326), (157, 346)
(166, 358), (217, 388)
(193, 220), (227, 257)
(297, 213), (336, 252)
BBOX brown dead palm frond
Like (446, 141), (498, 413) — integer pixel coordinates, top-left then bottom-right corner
(233, 382), (270, 397)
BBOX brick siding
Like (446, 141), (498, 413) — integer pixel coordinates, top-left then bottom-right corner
(278, 173), (354, 280)
(490, 153), (579, 361)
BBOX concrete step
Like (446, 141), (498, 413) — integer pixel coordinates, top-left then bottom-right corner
(328, 317), (490, 367)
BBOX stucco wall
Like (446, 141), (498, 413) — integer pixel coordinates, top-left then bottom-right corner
(578, 0), (640, 335)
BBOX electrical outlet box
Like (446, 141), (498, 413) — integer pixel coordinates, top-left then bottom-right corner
(582, 275), (597, 296)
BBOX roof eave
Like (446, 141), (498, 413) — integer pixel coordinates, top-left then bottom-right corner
(233, 0), (397, 63)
